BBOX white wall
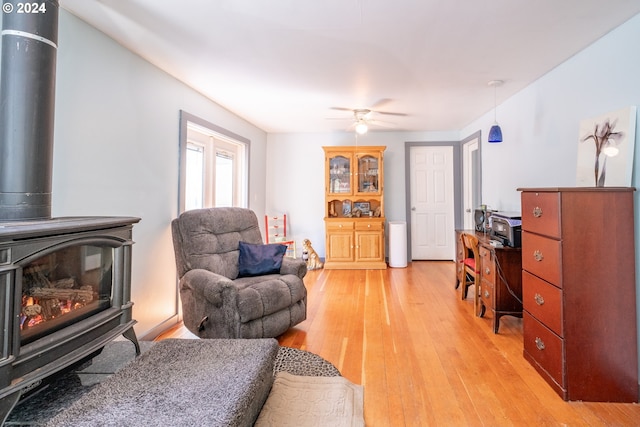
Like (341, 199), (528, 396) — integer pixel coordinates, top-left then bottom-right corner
(51, 11), (268, 337)
(266, 130), (457, 257)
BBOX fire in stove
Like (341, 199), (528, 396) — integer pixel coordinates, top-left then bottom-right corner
(18, 244), (114, 345)
(21, 269), (96, 329)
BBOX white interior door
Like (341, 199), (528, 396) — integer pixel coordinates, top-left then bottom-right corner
(462, 137), (480, 229)
(410, 146), (455, 260)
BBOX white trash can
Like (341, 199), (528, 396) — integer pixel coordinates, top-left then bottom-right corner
(388, 221), (407, 268)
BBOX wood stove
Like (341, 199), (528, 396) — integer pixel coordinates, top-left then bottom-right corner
(0, 3), (141, 421)
(0, 216), (140, 422)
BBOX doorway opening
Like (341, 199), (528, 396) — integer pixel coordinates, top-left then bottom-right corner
(405, 138), (475, 261)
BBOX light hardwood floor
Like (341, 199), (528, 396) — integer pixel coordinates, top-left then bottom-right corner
(157, 261), (640, 426)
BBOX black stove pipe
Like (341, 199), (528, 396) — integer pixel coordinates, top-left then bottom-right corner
(0, 0), (59, 221)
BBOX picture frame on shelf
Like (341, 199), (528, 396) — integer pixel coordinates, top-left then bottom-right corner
(342, 200), (352, 216)
(353, 202), (370, 215)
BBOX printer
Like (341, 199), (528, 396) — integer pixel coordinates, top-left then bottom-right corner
(490, 211), (522, 248)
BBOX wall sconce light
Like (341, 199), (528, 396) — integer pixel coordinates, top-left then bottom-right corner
(488, 80), (503, 143)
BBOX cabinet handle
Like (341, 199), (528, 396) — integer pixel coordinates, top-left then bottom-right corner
(535, 337), (545, 351)
(485, 267), (491, 275)
(533, 250), (544, 262)
(533, 206), (543, 218)
(534, 293), (545, 305)
(368, 224), (371, 228)
(484, 290), (490, 298)
(339, 224), (343, 228)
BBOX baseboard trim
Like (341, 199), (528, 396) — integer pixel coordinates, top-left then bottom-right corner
(139, 315), (181, 341)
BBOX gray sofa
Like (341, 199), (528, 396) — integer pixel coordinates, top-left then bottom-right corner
(171, 207), (307, 339)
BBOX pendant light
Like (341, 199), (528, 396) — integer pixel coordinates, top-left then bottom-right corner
(488, 80), (503, 143)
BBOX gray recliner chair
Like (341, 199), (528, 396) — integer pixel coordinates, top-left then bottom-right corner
(171, 207), (307, 339)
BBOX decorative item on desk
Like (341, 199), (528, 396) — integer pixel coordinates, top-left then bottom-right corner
(488, 80), (504, 143)
(474, 206), (494, 233)
(302, 239), (323, 270)
(576, 106), (637, 187)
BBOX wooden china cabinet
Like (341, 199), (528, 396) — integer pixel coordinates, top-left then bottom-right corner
(323, 146), (386, 269)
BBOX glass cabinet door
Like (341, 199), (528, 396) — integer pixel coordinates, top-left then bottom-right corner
(328, 154), (352, 194)
(357, 154), (380, 193)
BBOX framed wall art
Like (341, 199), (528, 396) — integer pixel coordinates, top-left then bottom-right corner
(576, 106), (637, 187)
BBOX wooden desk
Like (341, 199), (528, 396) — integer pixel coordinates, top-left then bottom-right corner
(456, 230), (522, 333)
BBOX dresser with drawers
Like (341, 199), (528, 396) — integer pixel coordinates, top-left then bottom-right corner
(518, 187), (638, 402)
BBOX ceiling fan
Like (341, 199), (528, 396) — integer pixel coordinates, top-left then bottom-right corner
(328, 99), (407, 134)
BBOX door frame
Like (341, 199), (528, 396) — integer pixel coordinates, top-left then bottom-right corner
(461, 131), (483, 229)
(404, 131), (482, 261)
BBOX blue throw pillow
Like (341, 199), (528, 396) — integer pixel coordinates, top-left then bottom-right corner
(238, 241), (287, 277)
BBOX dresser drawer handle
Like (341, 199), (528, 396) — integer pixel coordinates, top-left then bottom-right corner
(534, 293), (545, 305)
(533, 250), (544, 262)
(368, 224), (371, 228)
(535, 337), (545, 351)
(533, 206), (543, 218)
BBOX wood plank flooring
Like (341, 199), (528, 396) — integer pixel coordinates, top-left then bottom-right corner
(157, 261), (640, 426)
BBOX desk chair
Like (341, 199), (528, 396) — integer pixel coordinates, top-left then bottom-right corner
(460, 232), (482, 316)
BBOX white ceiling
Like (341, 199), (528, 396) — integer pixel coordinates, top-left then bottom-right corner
(60, 0), (640, 133)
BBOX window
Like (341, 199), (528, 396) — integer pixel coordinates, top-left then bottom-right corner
(179, 111), (249, 213)
(185, 144), (204, 210)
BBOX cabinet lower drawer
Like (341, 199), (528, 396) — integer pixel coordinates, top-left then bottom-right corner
(523, 271), (563, 336)
(521, 232), (562, 285)
(523, 312), (564, 388)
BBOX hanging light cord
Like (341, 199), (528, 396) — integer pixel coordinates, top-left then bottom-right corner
(493, 82), (497, 122)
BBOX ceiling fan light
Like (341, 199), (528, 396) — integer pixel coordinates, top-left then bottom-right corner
(488, 124), (503, 143)
(355, 122), (368, 135)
